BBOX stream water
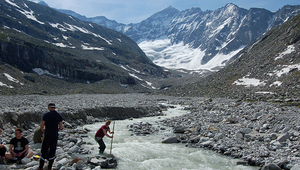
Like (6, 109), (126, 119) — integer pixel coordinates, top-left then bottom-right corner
(83, 105), (259, 170)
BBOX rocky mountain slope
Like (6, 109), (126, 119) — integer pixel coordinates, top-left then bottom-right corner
(60, 4), (300, 75)
(159, 13), (300, 101)
(0, 0), (169, 95)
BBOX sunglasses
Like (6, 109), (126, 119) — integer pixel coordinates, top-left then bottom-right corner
(15, 132), (21, 134)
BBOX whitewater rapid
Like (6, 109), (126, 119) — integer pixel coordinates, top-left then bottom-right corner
(83, 105), (258, 170)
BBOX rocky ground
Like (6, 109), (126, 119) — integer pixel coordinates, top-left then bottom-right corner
(128, 98), (300, 170)
(0, 94), (299, 170)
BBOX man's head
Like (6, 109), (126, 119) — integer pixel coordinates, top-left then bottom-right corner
(15, 128), (22, 139)
(48, 103), (56, 111)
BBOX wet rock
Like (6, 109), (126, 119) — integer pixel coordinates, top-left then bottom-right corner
(0, 94), (300, 169)
(162, 137), (179, 143)
(158, 98), (300, 169)
(173, 126), (186, 133)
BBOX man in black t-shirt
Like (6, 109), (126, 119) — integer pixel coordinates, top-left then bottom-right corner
(5, 128), (33, 162)
(38, 103), (63, 170)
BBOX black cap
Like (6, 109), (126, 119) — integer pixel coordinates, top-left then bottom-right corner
(48, 103), (56, 108)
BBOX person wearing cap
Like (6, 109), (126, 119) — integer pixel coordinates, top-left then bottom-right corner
(5, 128), (33, 163)
(38, 103), (63, 170)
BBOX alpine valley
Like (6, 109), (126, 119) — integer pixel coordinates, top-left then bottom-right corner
(0, 0), (300, 102)
(57, 2), (300, 101)
(59, 3), (300, 73)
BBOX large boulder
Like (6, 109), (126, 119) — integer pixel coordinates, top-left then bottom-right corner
(261, 163), (281, 170)
(291, 164), (300, 170)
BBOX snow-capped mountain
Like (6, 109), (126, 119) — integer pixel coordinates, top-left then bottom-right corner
(161, 13), (300, 100)
(121, 4), (300, 72)
(58, 4), (300, 74)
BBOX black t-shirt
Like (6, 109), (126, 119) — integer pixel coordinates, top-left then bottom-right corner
(42, 110), (63, 137)
(9, 137), (29, 152)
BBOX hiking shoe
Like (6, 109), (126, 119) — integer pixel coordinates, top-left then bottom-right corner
(21, 157), (31, 164)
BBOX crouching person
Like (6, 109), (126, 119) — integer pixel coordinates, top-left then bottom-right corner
(5, 128), (33, 163)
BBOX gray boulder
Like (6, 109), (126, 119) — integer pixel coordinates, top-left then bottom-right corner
(261, 163), (281, 170)
(277, 133), (290, 143)
(291, 164), (300, 170)
(162, 137), (179, 143)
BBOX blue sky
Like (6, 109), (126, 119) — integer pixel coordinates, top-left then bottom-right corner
(31, 0), (299, 24)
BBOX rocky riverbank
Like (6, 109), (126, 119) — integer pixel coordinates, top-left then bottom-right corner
(129, 98), (300, 170)
(0, 94), (204, 169)
(0, 94), (299, 169)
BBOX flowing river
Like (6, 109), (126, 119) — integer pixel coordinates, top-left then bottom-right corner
(83, 105), (258, 170)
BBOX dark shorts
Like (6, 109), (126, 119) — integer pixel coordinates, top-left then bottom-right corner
(11, 151), (27, 159)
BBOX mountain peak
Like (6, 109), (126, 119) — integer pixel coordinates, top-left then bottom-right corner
(38, 1), (48, 6)
(157, 5), (180, 14)
(164, 6), (178, 10)
(222, 3), (240, 10)
(146, 5), (180, 21)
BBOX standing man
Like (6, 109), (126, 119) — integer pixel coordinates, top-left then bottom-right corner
(38, 103), (63, 170)
(95, 120), (114, 154)
(5, 128), (33, 163)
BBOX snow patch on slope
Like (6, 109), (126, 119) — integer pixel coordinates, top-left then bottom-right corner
(275, 45), (295, 60)
(5, 0), (44, 24)
(233, 77), (266, 87)
(33, 68), (64, 78)
(0, 73), (24, 88)
(139, 39), (244, 71)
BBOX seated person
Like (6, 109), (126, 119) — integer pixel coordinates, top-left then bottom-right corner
(0, 128), (8, 164)
(5, 128), (33, 162)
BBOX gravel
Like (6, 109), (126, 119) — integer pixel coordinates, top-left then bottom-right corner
(0, 94), (299, 169)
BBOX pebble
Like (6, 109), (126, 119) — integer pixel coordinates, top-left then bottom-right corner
(127, 97), (300, 170)
(0, 122), (118, 169)
(0, 94), (299, 169)
(158, 98), (300, 169)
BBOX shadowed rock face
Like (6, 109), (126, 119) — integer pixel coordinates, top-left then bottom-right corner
(1, 106), (163, 129)
(0, 0), (168, 90)
(0, 40), (137, 84)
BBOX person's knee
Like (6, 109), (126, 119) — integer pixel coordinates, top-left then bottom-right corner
(26, 150), (33, 158)
(5, 152), (13, 160)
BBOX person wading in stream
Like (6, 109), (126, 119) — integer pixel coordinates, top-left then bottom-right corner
(38, 103), (63, 170)
(95, 120), (114, 154)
